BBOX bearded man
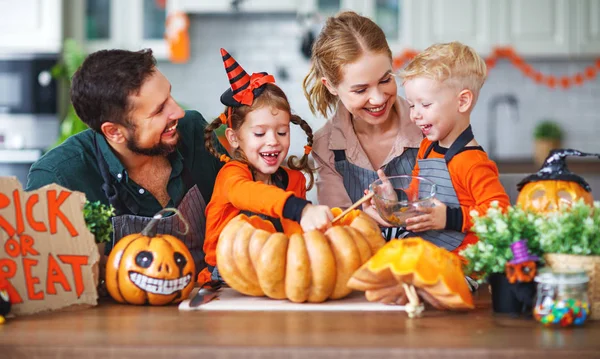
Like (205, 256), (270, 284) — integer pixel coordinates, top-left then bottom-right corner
(26, 49), (223, 275)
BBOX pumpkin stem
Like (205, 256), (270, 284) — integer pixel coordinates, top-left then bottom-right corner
(140, 208), (190, 237)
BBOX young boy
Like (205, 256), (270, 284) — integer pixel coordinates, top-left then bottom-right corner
(400, 41), (510, 254)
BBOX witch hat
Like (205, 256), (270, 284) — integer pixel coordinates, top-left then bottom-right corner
(517, 149), (600, 192)
(509, 239), (539, 264)
(219, 48), (275, 108)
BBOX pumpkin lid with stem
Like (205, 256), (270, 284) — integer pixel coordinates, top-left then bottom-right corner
(517, 149), (600, 192)
(141, 208), (190, 237)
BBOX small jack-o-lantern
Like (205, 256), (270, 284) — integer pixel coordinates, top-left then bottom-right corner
(106, 208), (195, 305)
(517, 149), (599, 212)
(505, 239), (538, 284)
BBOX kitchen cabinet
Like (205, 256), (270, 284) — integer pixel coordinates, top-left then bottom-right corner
(304, 0), (598, 57)
(300, 0), (409, 52)
(0, 0), (63, 53)
(168, 0), (299, 13)
(575, 0), (600, 54)
(408, 0), (493, 54)
(77, 0), (168, 59)
(496, 0), (572, 56)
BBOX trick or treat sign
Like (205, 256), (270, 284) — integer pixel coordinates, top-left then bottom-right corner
(0, 177), (99, 315)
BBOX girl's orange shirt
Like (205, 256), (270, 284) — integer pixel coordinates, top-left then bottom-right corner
(203, 161), (306, 267)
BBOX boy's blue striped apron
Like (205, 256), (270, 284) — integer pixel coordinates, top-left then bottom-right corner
(403, 126), (476, 251)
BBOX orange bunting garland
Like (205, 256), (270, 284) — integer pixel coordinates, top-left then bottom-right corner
(392, 46), (600, 90)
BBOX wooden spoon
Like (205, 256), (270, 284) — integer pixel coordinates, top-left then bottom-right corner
(332, 192), (374, 224)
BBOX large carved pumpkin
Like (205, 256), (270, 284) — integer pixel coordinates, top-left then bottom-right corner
(347, 238), (474, 310)
(517, 149), (599, 213)
(106, 209), (195, 305)
(216, 208), (385, 303)
(517, 180), (593, 213)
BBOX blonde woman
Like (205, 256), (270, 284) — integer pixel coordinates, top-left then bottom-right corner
(303, 11), (422, 240)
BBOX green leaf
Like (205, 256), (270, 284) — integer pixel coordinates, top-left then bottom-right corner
(83, 201), (115, 244)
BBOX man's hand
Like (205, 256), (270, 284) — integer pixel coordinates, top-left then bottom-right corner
(300, 204), (333, 232)
(405, 198), (447, 232)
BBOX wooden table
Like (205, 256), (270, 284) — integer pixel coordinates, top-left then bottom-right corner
(1, 288), (599, 359)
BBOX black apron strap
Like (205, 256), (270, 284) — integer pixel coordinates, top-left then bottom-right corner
(444, 125), (475, 163)
(423, 142), (436, 159)
(333, 149), (346, 162)
(93, 135), (140, 216)
(181, 165), (195, 192)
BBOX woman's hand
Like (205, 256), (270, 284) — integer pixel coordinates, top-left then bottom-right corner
(372, 169), (397, 201)
(405, 198), (447, 232)
(361, 189), (394, 227)
(300, 204), (333, 232)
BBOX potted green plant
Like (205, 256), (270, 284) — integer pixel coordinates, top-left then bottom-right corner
(49, 39), (89, 150)
(537, 199), (600, 320)
(83, 200), (115, 295)
(533, 120), (563, 167)
(460, 202), (545, 314)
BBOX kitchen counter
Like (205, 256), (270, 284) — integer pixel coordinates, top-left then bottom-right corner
(1, 287), (599, 358)
(496, 159), (600, 174)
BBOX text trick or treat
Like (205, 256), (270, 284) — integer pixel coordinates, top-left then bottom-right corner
(0, 177), (98, 315)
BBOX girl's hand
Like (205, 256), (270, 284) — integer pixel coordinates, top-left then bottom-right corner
(300, 204), (333, 232)
(362, 189), (394, 227)
(405, 198), (447, 232)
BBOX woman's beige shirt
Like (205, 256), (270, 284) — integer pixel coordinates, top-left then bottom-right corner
(311, 96), (423, 208)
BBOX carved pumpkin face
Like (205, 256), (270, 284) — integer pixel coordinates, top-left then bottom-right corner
(505, 261), (537, 284)
(517, 180), (593, 213)
(106, 234), (195, 305)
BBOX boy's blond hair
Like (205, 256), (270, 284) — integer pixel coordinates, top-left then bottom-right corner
(400, 42), (487, 99)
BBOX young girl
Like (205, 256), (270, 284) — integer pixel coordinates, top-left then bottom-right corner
(199, 49), (332, 282)
(303, 11), (423, 240)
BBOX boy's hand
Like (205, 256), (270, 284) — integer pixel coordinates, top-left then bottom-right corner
(362, 189), (394, 227)
(405, 198), (447, 232)
(300, 204), (333, 232)
(372, 169), (397, 201)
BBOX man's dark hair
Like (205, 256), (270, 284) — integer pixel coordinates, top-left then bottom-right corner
(70, 48), (157, 132)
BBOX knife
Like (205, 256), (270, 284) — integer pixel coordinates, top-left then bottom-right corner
(188, 280), (223, 307)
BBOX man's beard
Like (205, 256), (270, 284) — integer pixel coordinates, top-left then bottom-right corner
(125, 127), (179, 157)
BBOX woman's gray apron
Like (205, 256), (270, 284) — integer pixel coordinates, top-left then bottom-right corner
(404, 126), (476, 251)
(94, 137), (208, 276)
(333, 148), (419, 241)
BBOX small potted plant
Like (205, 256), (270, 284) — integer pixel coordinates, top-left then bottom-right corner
(533, 120), (563, 167)
(460, 202), (545, 315)
(83, 200), (115, 295)
(537, 199), (600, 320)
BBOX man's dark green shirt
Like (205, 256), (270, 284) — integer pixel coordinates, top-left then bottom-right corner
(26, 110), (223, 217)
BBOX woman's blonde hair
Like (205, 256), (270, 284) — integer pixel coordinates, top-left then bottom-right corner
(400, 41), (487, 100)
(204, 84), (316, 190)
(302, 11), (392, 118)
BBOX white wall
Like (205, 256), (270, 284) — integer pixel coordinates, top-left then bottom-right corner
(158, 13), (600, 162)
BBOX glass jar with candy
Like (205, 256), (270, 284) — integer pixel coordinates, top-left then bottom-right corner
(533, 269), (590, 327)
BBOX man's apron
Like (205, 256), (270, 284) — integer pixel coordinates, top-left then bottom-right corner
(94, 137), (208, 276)
(403, 126), (476, 251)
(333, 148), (419, 241)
